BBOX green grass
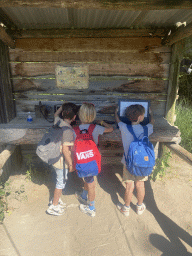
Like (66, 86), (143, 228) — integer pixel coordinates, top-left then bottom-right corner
(175, 99), (192, 153)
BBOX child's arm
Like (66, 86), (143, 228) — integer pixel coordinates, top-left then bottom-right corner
(54, 105), (62, 118)
(99, 120), (113, 133)
(115, 107), (121, 123)
(62, 144), (74, 172)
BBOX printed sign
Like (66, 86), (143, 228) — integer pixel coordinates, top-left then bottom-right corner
(55, 64), (89, 89)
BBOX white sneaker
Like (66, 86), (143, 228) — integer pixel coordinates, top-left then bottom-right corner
(49, 198), (66, 209)
(136, 203), (146, 215)
(47, 204), (65, 216)
(80, 204), (96, 217)
(117, 204), (130, 217)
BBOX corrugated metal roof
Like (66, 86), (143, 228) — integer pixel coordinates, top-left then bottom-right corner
(2, 7), (192, 30)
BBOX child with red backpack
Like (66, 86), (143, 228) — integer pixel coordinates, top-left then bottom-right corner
(74, 103), (113, 217)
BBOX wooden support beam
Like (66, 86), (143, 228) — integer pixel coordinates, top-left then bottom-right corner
(13, 28), (165, 39)
(165, 43), (183, 125)
(0, 25), (15, 48)
(0, 0), (192, 10)
(0, 145), (16, 171)
(0, 40), (16, 123)
(15, 37), (162, 52)
(164, 143), (192, 166)
(0, 8), (18, 31)
(166, 22), (192, 46)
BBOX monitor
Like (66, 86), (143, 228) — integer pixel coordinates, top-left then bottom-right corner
(118, 99), (150, 126)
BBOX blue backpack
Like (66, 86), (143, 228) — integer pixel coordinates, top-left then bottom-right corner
(124, 125), (155, 176)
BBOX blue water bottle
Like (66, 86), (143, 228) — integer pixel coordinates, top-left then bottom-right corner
(27, 112), (33, 123)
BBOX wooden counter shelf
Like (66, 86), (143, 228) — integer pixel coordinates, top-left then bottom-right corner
(0, 116), (181, 146)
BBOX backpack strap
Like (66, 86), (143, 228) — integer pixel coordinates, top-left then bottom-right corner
(73, 126), (81, 139)
(73, 124), (95, 141)
(127, 125), (149, 140)
(126, 125), (137, 140)
(87, 124), (96, 134)
(143, 126), (148, 137)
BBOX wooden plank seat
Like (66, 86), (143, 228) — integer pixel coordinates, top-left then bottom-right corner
(0, 116), (181, 146)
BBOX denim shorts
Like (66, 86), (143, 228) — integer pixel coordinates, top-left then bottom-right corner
(53, 166), (68, 189)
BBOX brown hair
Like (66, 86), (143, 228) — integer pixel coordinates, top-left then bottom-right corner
(61, 102), (78, 120)
(125, 104), (145, 122)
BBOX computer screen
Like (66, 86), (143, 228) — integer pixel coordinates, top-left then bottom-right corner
(118, 99), (150, 125)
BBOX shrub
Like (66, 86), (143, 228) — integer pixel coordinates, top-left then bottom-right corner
(175, 99), (192, 153)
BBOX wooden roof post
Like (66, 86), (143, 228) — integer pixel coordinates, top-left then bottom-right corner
(0, 40), (16, 123)
(165, 42), (183, 125)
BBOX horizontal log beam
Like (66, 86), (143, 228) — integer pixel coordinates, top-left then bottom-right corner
(15, 37), (162, 52)
(0, 0), (192, 10)
(10, 62), (169, 78)
(0, 145), (16, 171)
(166, 22), (192, 46)
(13, 28), (165, 39)
(0, 26), (15, 48)
(164, 142), (192, 166)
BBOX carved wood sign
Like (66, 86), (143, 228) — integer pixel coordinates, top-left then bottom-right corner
(55, 64), (89, 89)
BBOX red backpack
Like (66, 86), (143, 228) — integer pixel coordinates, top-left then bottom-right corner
(73, 124), (101, 178)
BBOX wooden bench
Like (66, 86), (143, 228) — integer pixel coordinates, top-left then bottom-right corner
(0, 116), (181, 146)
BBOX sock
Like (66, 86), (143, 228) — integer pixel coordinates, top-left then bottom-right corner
(81, 190), (88, 200)
(89, 201), (95, 211)
(124, 205), (130, 209)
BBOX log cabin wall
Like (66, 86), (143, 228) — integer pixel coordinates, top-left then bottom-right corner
(9, 37), (171, 121)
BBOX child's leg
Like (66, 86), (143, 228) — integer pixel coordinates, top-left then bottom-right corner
(86, 181), (95, 202)
(135, 180), (146, 215)
(135, 180), (145, 205)
(85, 176), (95, 210)
(47, 167), (65, 216)
(124, 181), (135, 207)
(52, 167), (65, 206)
(79, 176), (96, 217)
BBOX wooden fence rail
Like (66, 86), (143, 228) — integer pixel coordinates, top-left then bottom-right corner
(164, 142), (192, 166)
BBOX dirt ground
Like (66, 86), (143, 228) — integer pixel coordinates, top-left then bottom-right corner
(0, 153), (192, 256)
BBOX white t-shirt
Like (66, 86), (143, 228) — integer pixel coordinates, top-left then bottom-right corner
(118, 122), (153, 165)
(77, 124), (105, 145)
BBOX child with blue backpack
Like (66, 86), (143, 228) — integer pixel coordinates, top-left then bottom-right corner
(74, 103), (113, 217)
(115, 104), (155, 216)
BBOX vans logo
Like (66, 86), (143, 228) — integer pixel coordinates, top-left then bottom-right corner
(76, 150), (94, 160)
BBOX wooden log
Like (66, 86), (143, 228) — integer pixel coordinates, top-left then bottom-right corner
(12, 77), (168, 93)
(0, 26), (15, 48)
(14, 98), (166, 117)
(10, 62), (169, 78)
(164, 142), (192, 166)
(165, 43), (183, 124)
(15, 38), (162, 52)
(0, 41), (16, 123)
(0, 0), (192, 10)
(0, 145), (16, 171)
(9, 50), (171, 64)
(166, 22), (192, 46)
(14, 28), (166, 39)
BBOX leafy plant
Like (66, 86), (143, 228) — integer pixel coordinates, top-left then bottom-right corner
(25, 154), (36, 181)
(175, 99), (192, 153)
(151, 151), (172, 181)
(0, 181), (11, 223)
